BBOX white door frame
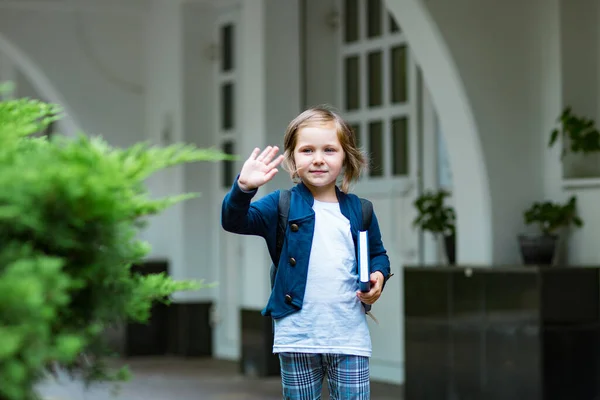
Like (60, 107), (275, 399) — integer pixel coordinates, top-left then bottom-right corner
(212, 5), (242, 361)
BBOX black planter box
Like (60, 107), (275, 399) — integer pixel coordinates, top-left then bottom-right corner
(166, 302), (213, 357)
(124, 260), (213, 357)
(404, 265), (600, 400)
(125, 260), (170, 356)
(240, 309), (280, 377)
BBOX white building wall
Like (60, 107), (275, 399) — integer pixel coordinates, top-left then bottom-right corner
(0, 5), (146, 148)
(143, 0), (189, 294)
(0, 31), (80, 134)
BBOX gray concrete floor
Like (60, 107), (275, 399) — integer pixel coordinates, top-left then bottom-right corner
(38, 357), (403, 400)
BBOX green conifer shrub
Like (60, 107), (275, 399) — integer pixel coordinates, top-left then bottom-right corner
(0, 92), (227, 399)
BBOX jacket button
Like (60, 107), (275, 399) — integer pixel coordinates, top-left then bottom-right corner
(290, 224), (299, 232)
(289, 257), (296, 266)
(284, 294), (293, 304)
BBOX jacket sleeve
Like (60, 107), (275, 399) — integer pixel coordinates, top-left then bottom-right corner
(221, 177), (278, 239)
(367, 209), (392, 289)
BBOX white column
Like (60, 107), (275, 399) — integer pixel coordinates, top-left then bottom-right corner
(180, 2), (218, 301)
(540, 0), (562, 200)
(143, 0), (187, 296)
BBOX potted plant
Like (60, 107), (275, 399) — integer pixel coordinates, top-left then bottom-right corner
(518, 196), (583, 265)
(412, 190), (456, 264)
(549, 106), (600, 157)
(549, 107), (600, 178)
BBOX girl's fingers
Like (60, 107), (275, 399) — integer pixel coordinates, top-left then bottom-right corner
(262, 146), (279, 164)
(266, 154), (285, 170)
(248, 147), (261, 160)
(269, 146), (280, 160)
(256, 146), (273, 162)
(264, 168), (279, 182)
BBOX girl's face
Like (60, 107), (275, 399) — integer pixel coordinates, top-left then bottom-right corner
(293, 121), (345, 196)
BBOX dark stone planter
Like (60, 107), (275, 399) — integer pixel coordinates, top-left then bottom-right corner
(518, 234), (558, 265)
(240, 309), (280, 377)
(123, 259), (213, 358)
(126, 260), (170, 356)
(404, 265), (600, 400)
(166, 302), (213, 357)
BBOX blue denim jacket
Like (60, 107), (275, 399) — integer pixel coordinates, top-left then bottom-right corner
(221, 179), (391, 320)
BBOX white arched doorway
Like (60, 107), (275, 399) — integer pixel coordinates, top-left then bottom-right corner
(0, 32), (81, 136)
(384, 0), (492, 264)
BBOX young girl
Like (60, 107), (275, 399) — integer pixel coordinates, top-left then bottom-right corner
(221, 106), (391, 400)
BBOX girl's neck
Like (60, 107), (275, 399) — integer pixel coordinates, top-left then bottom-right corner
(304, 182), (338, 202)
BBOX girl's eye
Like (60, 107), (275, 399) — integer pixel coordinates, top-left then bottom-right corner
(325, 148), (336, 153)
(301, 148), (312, 153)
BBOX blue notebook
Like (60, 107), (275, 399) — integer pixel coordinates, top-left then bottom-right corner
(358, 230), (370, 292)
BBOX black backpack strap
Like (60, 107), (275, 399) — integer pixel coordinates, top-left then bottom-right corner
(275, 189), (291, 265)
(270, 189), (291, 291)
(359, 198), (373, 231)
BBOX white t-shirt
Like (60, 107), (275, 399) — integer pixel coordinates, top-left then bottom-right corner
(273, 199), (372, 357)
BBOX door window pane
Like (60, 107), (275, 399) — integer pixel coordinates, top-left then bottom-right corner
(222, 82), (234, 130)
(369, 121), (384, 177)
(368, 51), (382, 107)
(389, 13), (401, 33)
(345, 56), (360, 110)
(391, 45), (408, 103)
(392, 117), (409, 176)
(344, 0), (359, 43)
(437, 125), (453, 188)
(367, 0), (382, 38)
(221, 24), (234, 72)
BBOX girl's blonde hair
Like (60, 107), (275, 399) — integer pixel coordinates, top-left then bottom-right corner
(282, 106), (367, 193)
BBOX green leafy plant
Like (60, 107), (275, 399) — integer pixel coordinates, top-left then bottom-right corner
(549, 106), (600, 158)
(523, 196), (583, 235)
(412, 190), (456, 237)
(0, 94), (230, 400)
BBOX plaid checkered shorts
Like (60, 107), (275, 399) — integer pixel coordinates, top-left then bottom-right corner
(278, 353), (370, 400)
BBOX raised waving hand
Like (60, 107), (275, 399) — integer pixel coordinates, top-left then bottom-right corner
(237, 146), (285, 191)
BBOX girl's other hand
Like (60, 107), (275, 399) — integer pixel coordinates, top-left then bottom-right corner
(357, 271), (384, 305)
(238, 146), (285, 191)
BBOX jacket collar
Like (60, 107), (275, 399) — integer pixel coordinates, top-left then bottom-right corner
(295, 181), (315, 206)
